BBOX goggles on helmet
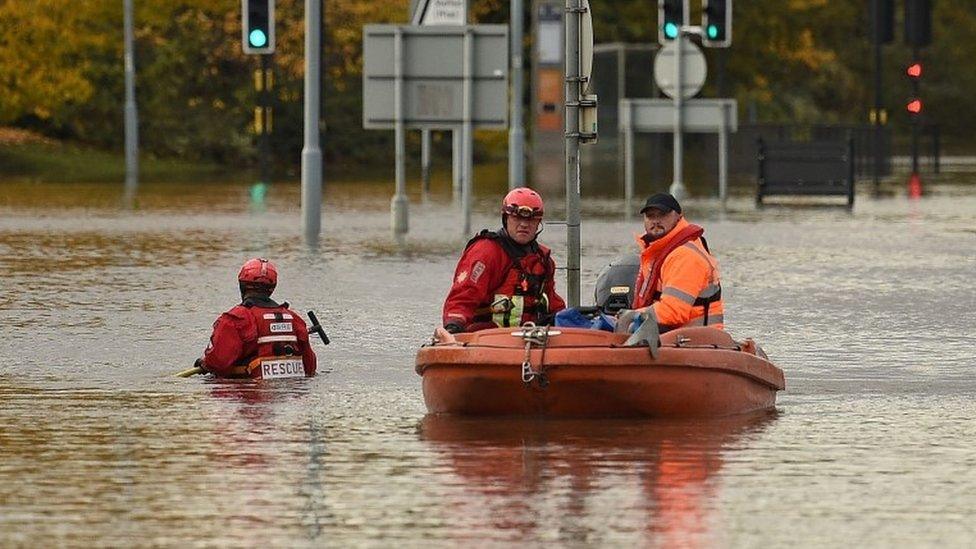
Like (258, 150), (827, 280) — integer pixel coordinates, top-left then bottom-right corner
(503, 204), (543, 219)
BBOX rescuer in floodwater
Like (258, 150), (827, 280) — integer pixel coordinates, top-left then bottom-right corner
(195, 258), (317, 378)
(440, 187), (566, 334)
(618, 193), (725, 333)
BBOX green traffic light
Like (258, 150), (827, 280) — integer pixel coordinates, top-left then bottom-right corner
(664, 22), (679, 39)
(707, 24), (719, 39)
(249, 29), (268, 48)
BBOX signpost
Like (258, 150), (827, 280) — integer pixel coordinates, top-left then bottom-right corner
(363, 25), (509, 239)
(563, 0), (598, 307)
(410, 0), (468, 199)
(652, 0), (734, 203)
(620, 98), (736, 207)
(654, 37), (706, 199)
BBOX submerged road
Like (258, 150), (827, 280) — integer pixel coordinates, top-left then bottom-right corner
(0, 175), (974, 545)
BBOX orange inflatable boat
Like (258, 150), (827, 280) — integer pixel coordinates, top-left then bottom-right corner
(416, 325), (785, 418)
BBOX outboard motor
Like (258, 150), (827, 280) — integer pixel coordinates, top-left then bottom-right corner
(594, 253), (641, 314)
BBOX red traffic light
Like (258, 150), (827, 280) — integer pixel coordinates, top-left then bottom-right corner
(906, 99), (923, 114)
(906, 63), (923, 78)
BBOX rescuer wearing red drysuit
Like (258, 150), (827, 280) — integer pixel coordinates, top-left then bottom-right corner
(441, 188), (566, 333)
(196, 258), (316, 378)
(621, 193), (725, 333)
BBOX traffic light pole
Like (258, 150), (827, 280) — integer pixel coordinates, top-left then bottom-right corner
(259, 54), (273, 185)
(910, 46), (920, 175)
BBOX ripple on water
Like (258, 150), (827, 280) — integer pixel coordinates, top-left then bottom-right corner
(1, 178), (975, 545)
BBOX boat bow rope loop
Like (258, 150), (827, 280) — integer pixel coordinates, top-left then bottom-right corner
(512, 323), (557, 387)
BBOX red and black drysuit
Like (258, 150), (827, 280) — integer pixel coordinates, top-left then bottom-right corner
(202, 296), (317, 377)
(442, 229), (566, 332)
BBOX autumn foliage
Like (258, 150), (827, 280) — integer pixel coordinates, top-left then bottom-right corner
(0, 0), (969, 164)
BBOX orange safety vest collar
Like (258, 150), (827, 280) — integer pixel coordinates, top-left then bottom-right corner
(632, 220), (705, 309)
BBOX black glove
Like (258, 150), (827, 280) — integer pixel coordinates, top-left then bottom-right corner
(193, 357), (209, 372)
(444, 323), (464, 334)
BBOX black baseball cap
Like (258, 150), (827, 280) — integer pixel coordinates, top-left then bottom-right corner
(639, 193), (682, 215)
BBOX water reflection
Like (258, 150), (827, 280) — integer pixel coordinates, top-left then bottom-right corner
(419, 411), (777, 546)
(204, 379), (308, 467)
(2, 173), (975, 545)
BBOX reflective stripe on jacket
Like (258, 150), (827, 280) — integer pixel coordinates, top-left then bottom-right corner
(203, 298), (317, 377)
(633, 217), (725, 331)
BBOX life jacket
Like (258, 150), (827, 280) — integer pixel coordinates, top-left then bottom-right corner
(633, 223), (724, 329)
(466, 229), (554, 327)
(240, 296), (307, 379)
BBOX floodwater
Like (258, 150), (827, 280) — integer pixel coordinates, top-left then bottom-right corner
(1, 171), (974, 546)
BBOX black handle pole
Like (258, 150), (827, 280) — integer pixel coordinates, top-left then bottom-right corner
(307, 310), (330, 345)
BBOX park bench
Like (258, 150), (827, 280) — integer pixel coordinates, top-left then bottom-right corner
(756, 136), (855, 208)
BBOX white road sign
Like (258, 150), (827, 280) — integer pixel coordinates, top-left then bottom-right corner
(653, 37), (707, 100)
(412, 0), (467, 25)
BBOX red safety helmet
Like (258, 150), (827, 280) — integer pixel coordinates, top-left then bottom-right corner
(501, 187), (544, 219)
(238, 258), (278, 288)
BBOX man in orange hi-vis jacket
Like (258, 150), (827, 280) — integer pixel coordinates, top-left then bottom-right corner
(621, 193), (724, 333)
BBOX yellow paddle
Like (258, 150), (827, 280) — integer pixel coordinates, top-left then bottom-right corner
(175, 366), (205, 378)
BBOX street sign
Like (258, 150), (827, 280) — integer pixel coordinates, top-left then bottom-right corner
(363, 25), (509, 130)
(653, 38), (707, 99)
(619, 98), (736, 132)
(411, 0), (467, 25)
(619, 98), (737, 205)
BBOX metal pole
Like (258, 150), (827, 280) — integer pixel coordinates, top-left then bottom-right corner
(260, 54), (272, 184)
(421, 129), (431, 200)
(452, 129), (462, 201)
(872, 0), (883, 195)
(301, 0), (323, 242)
(719, 102), (728, 209)
(123, 0), (138, 196)
(564, 0), (581, 307)
(622, 102), (634, 218)
(618, 46), (627, 215)
(508, 0), (526, 189)
(669, 35), (686, 199)
(462, 28), (474, 236)
(911, 45), (920, 175)
(392, 27), (410, 239)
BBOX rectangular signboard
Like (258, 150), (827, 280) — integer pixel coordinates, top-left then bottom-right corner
(363, 25), (509, 130)
(411, 0), (467, 25)
(619, 98), (737, 133)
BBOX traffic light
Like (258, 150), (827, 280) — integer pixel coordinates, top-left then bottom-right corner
(658, 0), (687, 43)
(702, 0), (731, 47)
(904, 0), (932, 48)
(242, 0), (275, 55)
(906, 61), (923, 116)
